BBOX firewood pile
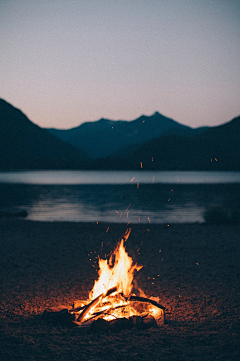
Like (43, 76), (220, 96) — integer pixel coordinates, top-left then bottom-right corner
(42, 286), (165, 332)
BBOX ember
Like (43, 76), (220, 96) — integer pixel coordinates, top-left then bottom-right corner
(69, 229), (165, 328)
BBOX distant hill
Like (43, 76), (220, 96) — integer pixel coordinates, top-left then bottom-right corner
(0, 99), (86, 170)
(94, 116), (240, 171)
(46, 112), (208, 159)
(1, 98), (239, 171)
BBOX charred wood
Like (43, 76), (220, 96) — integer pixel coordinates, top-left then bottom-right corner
(128, 295), (165, 310)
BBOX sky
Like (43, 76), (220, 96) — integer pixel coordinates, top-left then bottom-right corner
(1, 0), (240, 129)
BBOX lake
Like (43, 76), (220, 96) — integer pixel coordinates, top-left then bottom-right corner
(0, 170), (240, 224)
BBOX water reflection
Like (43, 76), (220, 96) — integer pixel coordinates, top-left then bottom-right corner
(0, 183), (239, 224)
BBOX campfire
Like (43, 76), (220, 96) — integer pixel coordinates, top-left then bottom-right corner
(43, 229), (165, 330)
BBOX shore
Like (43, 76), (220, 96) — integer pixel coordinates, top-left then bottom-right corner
(0, 220), (239, 360)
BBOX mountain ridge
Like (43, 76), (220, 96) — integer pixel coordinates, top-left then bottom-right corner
(0, 98), (239, 170)
(94, 116), (240, 171)
(46, 111), (208, 159)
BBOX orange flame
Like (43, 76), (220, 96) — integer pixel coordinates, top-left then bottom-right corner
(90, 229), (142, 300)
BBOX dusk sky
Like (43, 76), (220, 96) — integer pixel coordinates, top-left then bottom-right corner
(1, 0), (240, 129)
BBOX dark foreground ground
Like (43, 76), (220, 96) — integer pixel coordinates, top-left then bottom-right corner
(0, 220), (239, 360)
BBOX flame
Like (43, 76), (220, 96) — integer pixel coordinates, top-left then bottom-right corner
(73, 229), (164, 325)
(90, 229), (142, 300)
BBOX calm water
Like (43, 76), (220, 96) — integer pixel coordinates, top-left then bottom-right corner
(0, 170), (239, 224)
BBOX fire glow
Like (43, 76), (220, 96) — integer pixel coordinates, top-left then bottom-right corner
(70, 229), (165, 327)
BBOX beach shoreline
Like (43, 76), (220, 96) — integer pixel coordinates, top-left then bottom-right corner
(0, 220), (239, 360)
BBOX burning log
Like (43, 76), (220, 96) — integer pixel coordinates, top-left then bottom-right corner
(76, 286), (117, 323)
(71, 287), (165, 326)
(128, 295), (165, 311)
(69, 304), (86, 313)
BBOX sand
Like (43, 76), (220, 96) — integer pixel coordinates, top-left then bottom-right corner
(0, 220), (239, 360)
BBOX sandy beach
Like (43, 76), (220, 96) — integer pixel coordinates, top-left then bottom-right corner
(0, 220), (239, 360)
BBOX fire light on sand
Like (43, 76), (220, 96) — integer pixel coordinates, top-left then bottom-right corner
(69, 229), (165, 329)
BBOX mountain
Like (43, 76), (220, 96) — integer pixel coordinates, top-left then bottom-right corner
(1, 98), (239, 171)
(95, 116), (240, 171)
(46, 112), (208, 159)
(0, 99), (86, 170)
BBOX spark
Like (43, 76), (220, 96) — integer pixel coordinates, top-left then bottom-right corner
(126, 204), (131, 210)
(137, 183), (139, 188)
(152, 176), (155, 183)
(148, 216), (151, 224)
(106, 227), (109, 233)
(140, 162), (143, 169)
(130, 177), (135, 182)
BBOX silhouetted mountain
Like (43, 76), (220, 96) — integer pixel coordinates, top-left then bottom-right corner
(94, 116), (240, 170)
(0, 99), (86, 170)
(46, 112), (208, 159)
(1, 99), (239, 171)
